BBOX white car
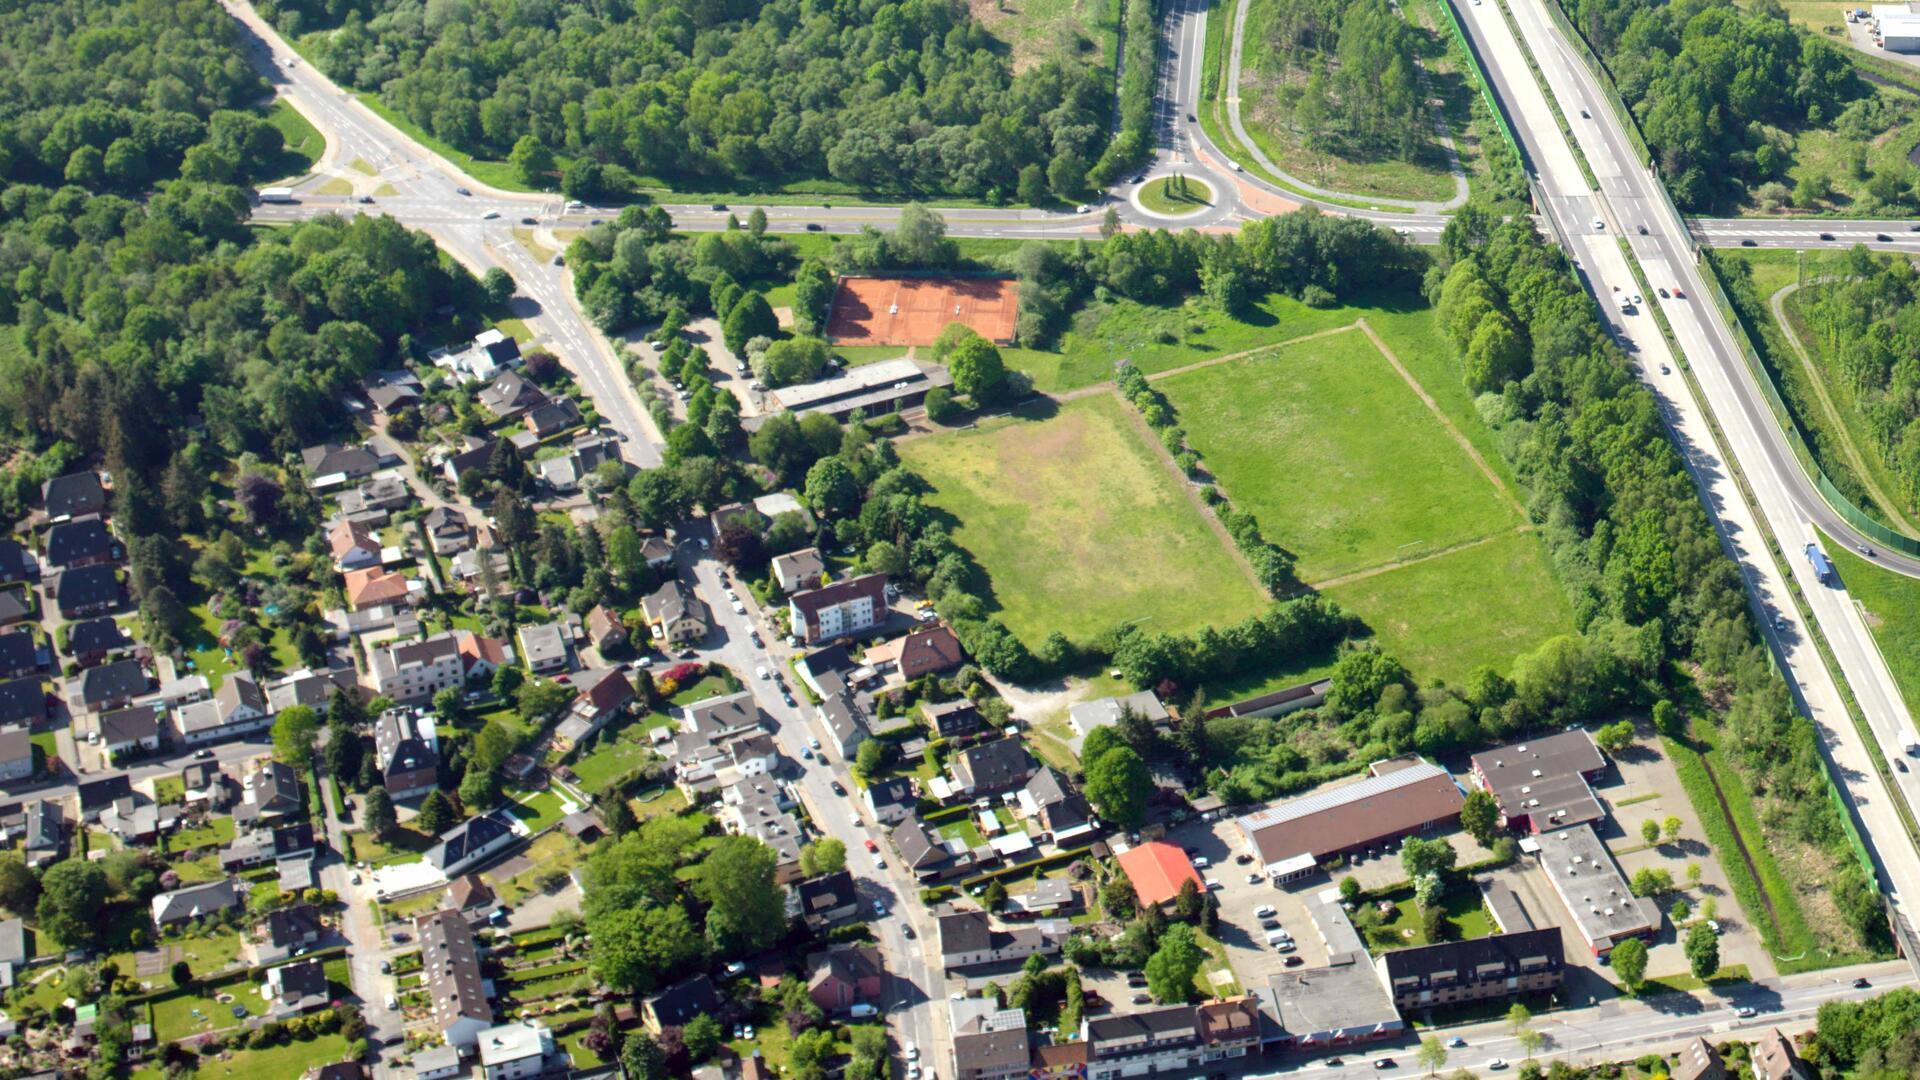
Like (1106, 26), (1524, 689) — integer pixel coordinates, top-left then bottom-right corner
(1592, 217), (1606, 231)
(1075, 204), (1092, 214)
(756, 666), (769, 679)
(1204, 878), (1222, 891)
(1486, 1060), (1508, 1071)
(1255, 905), (1276, 919)
(1192, 856), (1211, 869)
(874, 855), (887, 869)
(384, 993), (398, 1010)
(906, 1045), (920, 1061)
(809, 737), (822, 750)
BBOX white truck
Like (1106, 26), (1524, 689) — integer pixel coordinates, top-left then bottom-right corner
(257, 187), (296, 203)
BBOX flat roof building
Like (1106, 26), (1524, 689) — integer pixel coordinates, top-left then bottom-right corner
(1375, 928), (1565, 1011)
(763, 358), (953, 425)
(1258, 889), (1402, 1050)
(1468, 729), (1608, 834)
(1236, 761), (1463, 877)
(1533, 824), (1659, 956)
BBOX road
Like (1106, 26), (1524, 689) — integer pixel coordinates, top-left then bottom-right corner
(1451, 0), (1920, 942)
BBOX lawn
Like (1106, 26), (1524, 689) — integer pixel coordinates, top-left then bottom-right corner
(347, 826), (435, 867)
(1156, 322), (1521, 582)
(899, 393), (1269, 648)
(972, 0), (1120, 75)
(568, 711), (671, 794)
(490, 831), (589, 906)
(153, 775), (186, 805)
(264, 100), (325, 179)
(147, 981), (263, 1041)
(1755, 85), (1920, 216)
(1138, 175), (1214, 215)
(1362, 885), (1493, 951)
(167, 815), (236, 854)
(1826, 539), (1920, 716)
(181, 601), (240, 689)
(503, 787), (569, 833)
(131, 1032), (351, 1080)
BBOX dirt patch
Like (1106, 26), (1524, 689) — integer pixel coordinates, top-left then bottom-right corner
(827, 276), (1019, 346)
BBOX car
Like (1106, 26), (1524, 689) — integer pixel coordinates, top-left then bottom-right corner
(1592, 217), (1606, 231)
(379, 958), (392, 973)
(391, 932), (409, 943)
(1246, 872), (1263, 884)
(1579, 108), (1590, 117)
(1132, 174), (1146, 183)
(831, 780), (848, 796)
(1275, 941), (1296, 953)
(801, 746), (814, 760)
(1773, 614), (1789, 631)
(1630, 294), (1642, 306)
(1325, 1059), (1344, 1068)
(565, 200), (585, 211)
(590, 218), (604, 225)
(1820, 232), (1835, 241)
(1861, 545), (1877, 557)
(711, 203), (728, 211)
(1899, 758), (1910, 773)
(1126, 973), (1148, 987)
(1673, 288), (1685, 298)
(1254, 904), (1277, 918)
(1447, 1038), (1467, 1049)
(743, 1025), (756, 1040)
(1658, 288), (1670, 298)
(1374, 1059), (1396, 1070)
(906, 1044), (920, 1061)
(1235, 853), (1254, 865)
(909, 1068), (921, 1079)
(750, 632), (764, 647)
(1192, 855), (1210, 869)
(1132, 993), (1152, 1005)
(1284, 954), (1304, 966)
(359, 195), (375, 204)
(903, 925), (915, 938)
(1486, 1060), (1509, 1071)
(783, 693), (796, 707)
(521, 217), (537, 225)
(455, 186), (471, 196)
(193, 748), (215, 760)
(1911, 223), (1920, 232)
(1735, 1006), (1756, 1018)
(733, 1026), (745, 1039)
(1661, 364), (1670, 374)
(726, 961), (747, 976)
(805, 222), (823, 231)
(1879, 233), (1892, 242)
(865, 838), (879, 852)
(1638, 224), (1648, 235)
(481, 211), (500, 220)
(1742, 238), (1757, 246)
(1231, 161), (1243, 171)
(553, 255), (564, 265)
(1854, 977), (1872, 989)
(383, 994), (398, 1010)
(1076, 204), (1092, 214)
(873, 855), (886, 869)
(1204, 878), (1222, 891)
(809, 736), (822, 750)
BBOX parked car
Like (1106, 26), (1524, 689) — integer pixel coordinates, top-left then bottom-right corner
(865, 839), (879, 852)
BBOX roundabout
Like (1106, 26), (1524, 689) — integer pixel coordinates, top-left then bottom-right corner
(1134, 173), (1215, 218)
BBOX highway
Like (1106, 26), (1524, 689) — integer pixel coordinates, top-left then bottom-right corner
(1451, 0), (1920, 939)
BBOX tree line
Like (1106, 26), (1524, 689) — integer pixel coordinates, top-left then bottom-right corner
(267, 0), (1119, 202)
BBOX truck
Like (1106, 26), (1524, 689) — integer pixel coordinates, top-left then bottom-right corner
(1806, 542), (1836, 586)
(257, 187), (296, 204)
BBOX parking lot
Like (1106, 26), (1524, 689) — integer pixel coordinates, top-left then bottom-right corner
(1153, 815), (1325, 991)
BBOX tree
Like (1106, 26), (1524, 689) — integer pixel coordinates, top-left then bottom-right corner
(949, 336), (1007, 403)
(1339, 876), (1363, 905)
(684, 1013), (723, 1062)
(1143, 923), (1204, 1003)
(1083, 744), (1150, 827)
(1684, 923), (1720, 981)
(1640, 819), (1662, 846)
(1418, 1036), (1448, 1077)
(1671, 898), (1691, 923)
(984, 879), (1009, 909)
(589, 903), (704, 994)
(799, 839), (847, 877)
(0, 855), (40, 915)
(482, 267), (515, 307)
(271, 705), (320, 770)
(361, 786), (396, 840)
(1506, 1002), (1531, 1036)
(1663, 816), (1683, 843)
(804, 457), (860, 518)
(1686, 862), (1703, 887)
(1594, 719), (1636, 755)
(623, 1032), (668, 1080)
(37, 860), (109, 949)
(1517, 1028), (1544, 1060)
(722, 291), (776, 357)
(235, 472), (282, 528)
(1610, 936), (1648, 992)
(1459, 789), (1500, 846)
(893, 204), (956, 267)
(509, 135), (556, 186)
(695, 835), (786, 955)
(416, 790), (456, 835)
(853, 738), (891, 781)
(1652, 700), (1685, 738)
(1400, 836), (1456, 882)
(1018, 164), (1048, 205)
(171, 959), (193, 987)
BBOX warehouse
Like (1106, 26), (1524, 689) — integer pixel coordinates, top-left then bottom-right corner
(1530, 824), (1660, 957)
(1234, 760), (1465, 879)
(1468, 728), (1608, 834)
(1874, 3), (1920, 49)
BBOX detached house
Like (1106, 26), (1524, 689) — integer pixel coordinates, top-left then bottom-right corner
(771, 548), (827, 594)
(424, 813), (516, 878)
(328, 520), (381, 571)
(151, 878), (240, 927)
(642, 579), (709, 645)
(951, 738), (1036, 797)
(788, 574), (887, 644)
(937, 910), (1064, 970)
(552, 668), (634, 751)
(806, 944), (884, 1013)
(522, 398), (581, 439)
(792, 870), (859, 929)
(423, 507), (471, 555)
(343, 567), (418, 611)
(374, 708), (441, 799)
(585, 606), (628, 653)
(477, 371), (546, 421)
(642, 975), (720, 1035)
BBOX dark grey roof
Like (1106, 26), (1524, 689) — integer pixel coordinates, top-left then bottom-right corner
(42, 472), (105, 519)
(954, 738), (1035, 793)
(66, 618), (128, 656)
(0, 634), (35, 674)
(0, 590), (29, 624)
(645, 975), (719, 1027)
(416, 909), (493, 1023)
(24, 799), (62, 851)
(265, 904), (325, 947)
(424, 813), (512, 871)
(269, 956), (328, 998)
(867, 777), (914, 810)
(891, 819), (948, 870)
(795, 870), (857, 918)
(1378, 928), (1564, 991)
(938, 911), (993, 956)
(152, 878), (238, 923)
(1086, 1004), (1201, 1045)
(51, 565), (119, 610)
(300, 443), (379, 478)
(44, 519), (113, 568)
(76, 774), (132, 813)
(0, 679), (43, 726)
(97, 706), (162, 745)
(274, 823), (317, 857)
(79, 658), (146, 706)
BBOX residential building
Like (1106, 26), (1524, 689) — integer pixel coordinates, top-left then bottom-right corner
(923, 699), (982, 738)
(423, 507), (471, 555)
(772, 548), (827, 594)
(264, 957), (330, 1016)
(477, 370), (546, 420)
(43, 518), (120, 570)
(585, 606), (628, 653)
(474, 328), (521, 369)
(75, 774), (132, 821)
(343, 567), (417, 611)
(417, 909), (494, 1049)
(1256, 888), (1404, 1051)
(0, 633), (35, 681)
(865, 777), (916, 825)
(640, 535), (674, 569)
(642, 579), (710, 645)
(413, 1046), (465, 1080)
(50, 564), (121, 617)
(792, 870), (859, 929)
(553, 668), (635, 750)
(100, 794), (161, 845)
(807, 944), (884, 1013)
(951, 738), (1035, 796)
(516, 623), (572, 675)
(365, 379), (420, 414)
(338, 475), (412, 519)
(476, 1022), (558, 1080)
(1020, 769), (1096, 844)
(424, 813), (516, 878)
(0, 916), (31, 987)
(788, 573), (887, 644)
(949, 1000), (1031, 1080)
(375, 708), (441, 799)
(300, 443), (381, 485)
(369, 634), (468, 705)
(0, 543), (31, 587)
(891, 818), (956, 880)
(815, 688), (868, 758)
(42, 471), (107, 520)
(0, 678), (43, 728)
(893, 623), (965, 680)
(668, 691), (770, 795)
(642, 975), (720, 1034)
(522, 398), (581, 439)
(328, 520), (381, 571)
(447, 875), (500, 925)
(1533, 824), (1659, 956)
(1116, 841), (1204, 909)
(1468, 729), (1609, 834)
(443, 436), (505, 487)
(937, 910), (1063, 970)
(1007, 878), (1078, 917)
(65, 617), (130, 668)
(151, 879), (240, 926)
(1672, 1038), (1726, 1080)
(0, 728), (32, 784)
(1068, 691), (1169, 738)
(97, 707), (164, 756)
(234, 760), (305, 827)
(1079, 999), (1261, 1080)
(247, 903), (325, 966)
(723, 774), (803, 881)
(1376, 928), (1565, 1010)
(77, 658), (148, 713)
(1750, 1030), (1811, 1080)
(1236, 760), (1465, 880)
(0, 588), (29, 627)
(173, 670), (272, 745)
(22, 799), (64, 866)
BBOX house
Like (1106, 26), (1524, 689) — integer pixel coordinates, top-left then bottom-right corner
(413, 1046), (465, 1080)
(50, 564), (121, 617)
(1116, 841), (1205, 910)
(42, 472), (107, 520)
(0, 728), (32, 784)
(338, 476), (412, 520)
(1376, 928), (1564, 1010)
(772, 548), (827, 594)
(375, 708), (441, 799)
(476, 1021), (558, 1080)
(327, 520), (381, 571)
(77, 658), (147, 714)
(815, 690), (868, 758)
(641, 536), (675, 569)
(65, 617), (131, 668)
(788, 574), (887, 644)
(366, 381), (421, 415)
(43, 518), (120, 570)
(668, 692), (773, 795)
(233, 760), (304, 827)
(1750, 1030), (1811, 1080)
(642, 579), (710, 645)
(0, 678), (43, 728)
(22, 799), (64, 866)
(442, 436), (506, 487)
(522, 398), (581, 439)
(76, 774), (133, 821)
(342, 567), (417, 611)
(100, 794), (161, 845)
(1008, 878), (1077, 917)
(951, 738), (1035, 796)
(454, 632), (513, 683)
(423, 507), (471, 555)
(424, 813), (516, 878)
(937, 910), (1063, 970)
(792, 870), (859, 929)
(417, 910), (495, 1049)
(173, 671), (272, 745)
(1078, 999), (1261, 1080)
(923, 699), (982, 738)
(536, 433), (622, 492)
(475, 328), (521, 369)
(807, 944), (884, 1013)
(516, 623), (572, 675)
(97, 707), (164, 756)
(446, 875), (500, 925)
(1068, 691), (1169, 739)
(151, 878), (240, 926)
(585, 606), (628, 653)
(0, 632), (37, 680)
(300, 443), (381, 486)
(891, 819), (955, 879)
(0, 542), (32, 587)
(180, 762), (238, 812)
(247, 904), (325, 966)
(0, 916), (31, 987)
(1021, 769), (1096, 844)
(0, 589), (29, 628)
(553, 668), (635, 750)
(949, 1000), (1032, 1080)
(477, 371), (547, 421)
(865, 777), (916, 826)
(893, 624), (964, 680)
(264, 957), (330, 1016)
(1671, 1038), (1726, 1080)
(642, 975), (720, 1034)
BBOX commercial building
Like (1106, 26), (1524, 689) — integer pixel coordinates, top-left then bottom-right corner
(789, 573), (887, 644)
(1079, 999), (1261, 1080)
(1532, 824), (1660, 956)
(1873, 3), (1920, 49)
(764, 357), (953, 424)
(1375, 928), (1565, 1010)
(1256, 887), (1403, 1050)
(1468, 729), (1608, 834)
(1115, 841), (1204, 909)
(1236, 760), (1464, 879)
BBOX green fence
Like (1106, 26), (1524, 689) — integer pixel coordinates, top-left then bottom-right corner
(1828, 767), (1882, 881)
(1433, 0), (1524, 167)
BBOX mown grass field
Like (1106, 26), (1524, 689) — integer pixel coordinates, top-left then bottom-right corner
(900, 393), (1269, 647)
(1827, 540), (1920, 717)
(1157, 324), (1519, 581)
(265, 100), (325, 178)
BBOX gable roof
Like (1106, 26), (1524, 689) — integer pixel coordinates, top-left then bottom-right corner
(0, 678), (44, 726)
(328, 519), (378, 560)
(66, 617), (129, 656)
(0, 633), (36, 674)
(1115, 841), (1203, 908)
(898, 624), (964, 673)
(0, 726), (28, 767)
(788, 574), (888, 634)
(424, 813), (513, 871)
(215, 670), (267, 718)
(0, 589), (29, 624)
(42, 472), (106, 519)
(77, 773), (134, 814)
(771, 548), (826, 587)
(51, 565), (120, 610)
(645, 975), (720, 1027)
(344, 567), (411, 609)
(300, 443), (379, 478)
(794, 870), (858, 918)
(416, 909), (493, 1024)
(78, 658), (147, 706)
(151, 878), (239, 924)
(953, 738), (1035, 792)
(98, 706), (162, 745)
(44, 518), (114, 568)
(265, 904), (326, 947)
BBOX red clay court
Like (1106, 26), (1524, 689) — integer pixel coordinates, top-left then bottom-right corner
(825, 276), (1020, 347)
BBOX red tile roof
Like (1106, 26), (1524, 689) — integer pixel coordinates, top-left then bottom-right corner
(1116, 841), (1203, 908)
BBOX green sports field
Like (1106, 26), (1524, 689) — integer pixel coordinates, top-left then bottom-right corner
(899, 393), (1270, 647)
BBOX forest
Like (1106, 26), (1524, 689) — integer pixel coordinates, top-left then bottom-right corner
(1564, 0), (1862, 210)
(265, 0), (1120, 200)
(1247, 0), (1428, 164)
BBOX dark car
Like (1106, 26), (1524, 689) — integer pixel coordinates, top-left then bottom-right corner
(1878, 233), (1892, 242)
(521, 217), (537, 225)
(1374, 1059), (1396, 1069)
(902, 925), (914, 938)
(1186, 113), (1195, 121)
(193, 749), (215, 760)
(1820, 232), (1835, 241)
(1854, 977), (1872, 988)
(806, 223), (823, 231)
(1284, 955), (1304, 967)
(1898, 759), (1909, 773)
(711, 203), (728, 211)
(830, 780), (847, 796)
(1741, 238), (1757, 246)
(359, 195), (374, 204)
(455, 186), (471, 196)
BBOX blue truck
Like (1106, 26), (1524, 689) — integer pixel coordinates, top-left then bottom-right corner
(1806, 543), (1836, 586)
